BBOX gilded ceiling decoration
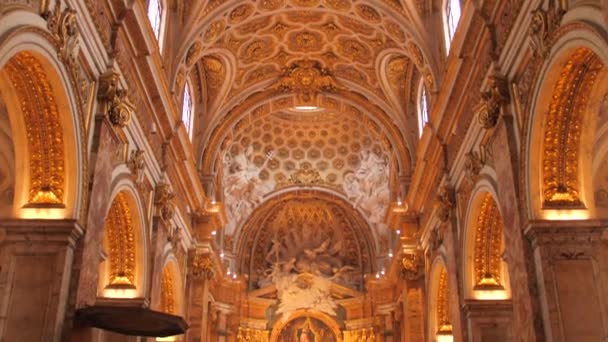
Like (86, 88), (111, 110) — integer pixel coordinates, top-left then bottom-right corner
(182, 0), (432, 118)
(542, 48), (604, 207)
(237, 192), (375, 292)
(221, 108), (390, 235)
(160, 266), (176, 314)
(473, 193), (504, 289)
(436, 267), (452, 334)
(103, 192), (136, 287)
(5, 52), (65, 204)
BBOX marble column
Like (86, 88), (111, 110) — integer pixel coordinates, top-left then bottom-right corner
(462, 300), (512, 342)
(525, 220), (608, 342)
(184, 250), (215, 342)
(492, 116), (544, 341)
(0, 219), (83, 342)
(402, 280), (425, 342)
(443, 221), (466, 342)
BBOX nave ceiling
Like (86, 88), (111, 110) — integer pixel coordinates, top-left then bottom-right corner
(168, 1), (439, 263)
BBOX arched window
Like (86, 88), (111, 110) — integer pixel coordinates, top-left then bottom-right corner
(443, 0), (462, 53)
(182, 82), (194, 139)
(147, 0), (163, 44)
(418, 82), (429, 137)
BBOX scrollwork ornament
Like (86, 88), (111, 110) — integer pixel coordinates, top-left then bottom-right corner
(98, 72), (134, 127)
(436, 185), (455, 223)
(185, 41), (202, 66)
(528, 0), (565, 58)
(273, 60), (342, 103)
(127, 150), (146, 186)
(44, 3), (79, 62)
(167, 224), (182, 248)
(476, 75), (510, 129)
(464, 151), (484, 179)
(429, 225), (444, 251)
(155, 182), (175, 222)
(401, 251), (423, 280)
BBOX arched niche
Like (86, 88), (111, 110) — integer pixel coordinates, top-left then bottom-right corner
(97, 190), (148, 299)
(158, 256), (185, 318)
(269, 310), (342, 342)
(235, 189), (377, 292)
(527, 32), (608, 220)
(0, 49), (81, 219)
(462, 189), (511, 301)
(428, 257), (452, 342)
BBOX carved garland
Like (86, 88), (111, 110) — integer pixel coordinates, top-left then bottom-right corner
(542, 48), (603, 207)
(105, 192), (136, 286)
(473, 194), (504, 289)
(5, 52), (65, 204)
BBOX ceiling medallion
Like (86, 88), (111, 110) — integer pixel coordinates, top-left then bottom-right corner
(272, 60), (342, 104)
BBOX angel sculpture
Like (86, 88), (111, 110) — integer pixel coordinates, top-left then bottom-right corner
(223, 147), (275, 226)
(303, 238), (331, 259)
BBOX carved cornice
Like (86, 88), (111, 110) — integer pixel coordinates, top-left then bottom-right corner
(524, 221), (607, 262)
(98, 71), (134, 127)
(524, 221), (606, 248)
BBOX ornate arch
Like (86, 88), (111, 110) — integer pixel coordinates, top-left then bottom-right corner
(526, 27), (608, 219)
(235, 189), (376, 290)
(0, 11), (87, 220)
(462, 187), (511, 300)
(159, 255), (185, 317)
(99, 188), (148, 299)
(269, 309), (343, 342)
(428, 257), (452, 341)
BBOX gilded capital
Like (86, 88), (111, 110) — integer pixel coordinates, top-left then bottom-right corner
(190, 252), (216, 280)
